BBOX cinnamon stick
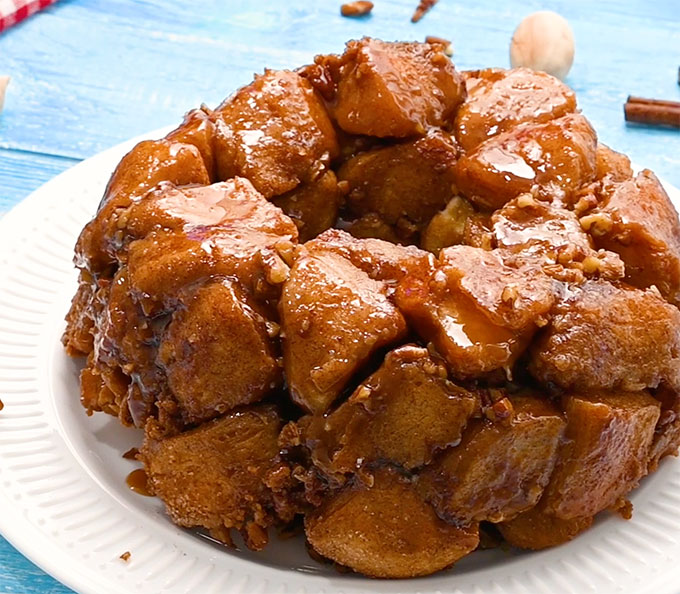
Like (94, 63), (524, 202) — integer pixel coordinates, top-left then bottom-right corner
(627, 96), (680, 109)
(624, 96), (680, 129)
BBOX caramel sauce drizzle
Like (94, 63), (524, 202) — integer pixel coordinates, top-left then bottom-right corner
(126, 468), (153, 496)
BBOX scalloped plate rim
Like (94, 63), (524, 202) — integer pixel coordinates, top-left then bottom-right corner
(0, 129), (679, 594)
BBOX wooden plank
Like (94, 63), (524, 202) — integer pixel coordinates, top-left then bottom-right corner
(0, 148), (78, 214)
(0, 0), (677, 186)
(0, 537), (72, 593)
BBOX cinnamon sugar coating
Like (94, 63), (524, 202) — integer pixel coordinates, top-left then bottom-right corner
(63, 38), (680, 578)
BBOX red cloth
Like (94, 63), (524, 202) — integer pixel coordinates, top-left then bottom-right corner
(0, 0), (56, 33)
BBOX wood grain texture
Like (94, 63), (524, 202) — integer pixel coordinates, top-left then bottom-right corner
(0, 0), (678, 179)
(0, 0), (679, 592)
(0, 148), (77, 215)
(0, 537), (72, 593)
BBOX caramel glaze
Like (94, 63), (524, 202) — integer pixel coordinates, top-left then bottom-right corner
(60, 38), (680, 578)
(455, 68), (576, 151)
(126, 468), (153, 497)
(454, 113), (598, 211)
(70, 177), (298, 430)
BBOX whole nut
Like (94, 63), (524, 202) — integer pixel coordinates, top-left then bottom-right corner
(510, 11), (575, 80)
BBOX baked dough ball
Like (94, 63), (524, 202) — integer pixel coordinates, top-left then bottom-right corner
(530, 280), (680, 392)
(305, 467), (479, 578)
(329, 37), (466, 137)
(455, 113), (597, 210)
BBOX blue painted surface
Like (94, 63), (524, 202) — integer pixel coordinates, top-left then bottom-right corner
(0, 0), (678, 591)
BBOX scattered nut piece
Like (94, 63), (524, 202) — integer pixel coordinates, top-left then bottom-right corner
(491, 397), (514, 420)
(516, 192), (536, 209)
(580, 213), (613, 236)
(425, 35), (454, 56)
(0, 76), (9, 113)
(430, 51), (450, 67)
(274, 239), (297, 267)
(412, 0), (438, 23)
(340, 1), (374, 17)
(116, 211), (130, 229)
(119, 551), (131, 562)
(432, 269), (448, 290)
(422, 360), (439, 375)
(556, 243), (578, 266)
(281, 422), (303, 447)
(337, 179), (350, 194)
(573, 192), (598, 215)
(122, 447), (139, 460)
(352, 385), (372, 403)
(581, 255), (601, 275)
(510, 11), (574, 80)
(535, 315), (549, 328)
(357, 466), (375, 487)
(648, 284), (663, 299)
(266, 256), (289, 285)
(299, 317), (311, 335)
(266, 463), (292, 491)
(265, 320), (281, 338)
(658, 408), (677, 429)
(501, 284), (519, 305)
(611, 497), (633, 520)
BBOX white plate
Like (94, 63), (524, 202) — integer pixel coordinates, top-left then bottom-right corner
(1, 131), (680, 594)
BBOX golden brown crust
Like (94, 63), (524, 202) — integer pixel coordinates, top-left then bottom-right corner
(499, 390), (660, 549)
(530, 281), (680, 392)
(141, 406), (282, 550)
(543, 391), (660, 519)
(649, 385), (680, 470)
(62, 38), (680, 577)
(454, 113), (597, 210)
(396, 246), (556, 378)
(305, 467), (479, 578)
(498, 504), (593, 550)
(581, 170), (680, 305)
(338, 130), (459, 239)
(165, 107), (218, 180)
(122, 179), (298, 314)
(212, 70), (338, 198)
(280, 249), (407, 414)
(421, 195), (476, 254)
(330, 38), (466, 137)
(158, 280), (282, 425)
(421, 395), (565, 525)
(76, 139), (210, 273)
(62, 273), (96, 356)
(595, 143), (633, 183)
(455, 67), (577, 151)
(272, 170), (341, 242)
(492, 196), (625, 282)
(306, 228), (434, 283)
(300, 345), (479, 474)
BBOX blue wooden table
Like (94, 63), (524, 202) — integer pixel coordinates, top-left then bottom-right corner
(0, 0), (678, 591)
